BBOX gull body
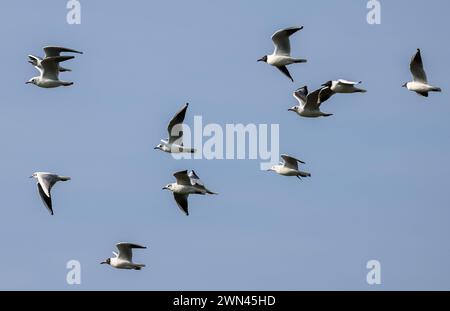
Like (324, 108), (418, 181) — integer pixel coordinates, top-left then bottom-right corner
(30, 172), (71, 215)
(320, 80), (367, 100)
(26, 55), (75, 88)
(258, 26), (307, 82)
(403, 49), (441, 97)
(288, 86), (333, 118)
(101, 243), (146, 270)
(28, 46), (83, 73)
(155, 103), (196, 153)
(163, 170), (217, 216)
(268, 155), (311, 180)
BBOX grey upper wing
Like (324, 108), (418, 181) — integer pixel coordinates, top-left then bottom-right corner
(271, 26), (303, 56)
(41, 56), (74, 80)
(173, 170), (192, 186)
(281, 154), (305, 170)
(167, 103), (189, 144)
(43, 46), (83, 57)
(410, 49), (427, 83)
(116, 242), (146, 261)
(174, 193), (189, 216)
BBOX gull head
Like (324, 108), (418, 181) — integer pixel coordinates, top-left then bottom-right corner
(29, 172), (38, 179)
(26, 78), (37, 85)
(100, 258), (111, 265)
(402, 83), (407, 88)
(257, 55), (268, 63)
(288, 106), (298, 112)
(154, 144), (163, 150)
(162, 184), (172, 191)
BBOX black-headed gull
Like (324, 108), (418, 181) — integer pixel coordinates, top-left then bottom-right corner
(30, 172), (71, 215)
(154, 103), (196, 154)
(26, 56), (75, 88)
(288, 86), (333, 118)
(403, 49), (441, 97)
(163, 170), (217, 216)
(258, 26), (307, 82)
(267, 155), (311, 180)
(101, 243), (146, 270)
(320, 79), (367, 102)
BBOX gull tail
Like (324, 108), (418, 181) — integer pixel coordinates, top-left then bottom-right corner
(293, 59), (307, 64)
(356, 88), (367, 93)
(134, 264), (146, 270)
(206, 189), (218, 195)
(58, 176), (71, 181)
(323, 113), (334, 117)
(431, 87), (442, 92)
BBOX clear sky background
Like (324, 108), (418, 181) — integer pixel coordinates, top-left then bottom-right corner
(0, 0), (449, 290)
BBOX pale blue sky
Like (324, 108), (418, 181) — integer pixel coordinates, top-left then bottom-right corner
(0, 0), (449, 290)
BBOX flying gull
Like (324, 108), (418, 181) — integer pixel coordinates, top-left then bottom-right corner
(258, 26), (307, 82)
(101, 242), (146, 270)
(319, 79), (367, 102)
(403, 49), (441, 97)
(30, 172), (71, 215)
(288, 86), (333, 118)
(163, 170), (217, 216)
(267, 154), (311, 180)
(154, 103), (196, 153)
(26, 55), (75, 88)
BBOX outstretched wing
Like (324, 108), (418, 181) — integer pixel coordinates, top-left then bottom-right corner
(116, 242), (146, 261)
(43, 46), (83, 57)
(410, 49), (427, 83)
(318, 86), (335, 104)
(281, 154), (305, 170)
(41, 56), (74, 80)
(276, 66), (294, 82)
(271, 26), (303, 56)
(173, 170), (191, 186)
(37, 183), (53, 215)
(174, 193), (189, 216)
(293, 86), (308, 105)
(167, 103), (189, 144)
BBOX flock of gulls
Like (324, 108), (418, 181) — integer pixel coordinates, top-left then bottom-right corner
(26, 25), (441, 270)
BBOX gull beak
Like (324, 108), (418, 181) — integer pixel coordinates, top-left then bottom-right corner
(25, 81), (31, 84)
(257, 58), (264, 62)
(29, 175), (33, 178)
(288, 108), (295, 112)
(154, 147), (159, 150)
(100, 261), (107, 264)
(162, 187), (167, 190)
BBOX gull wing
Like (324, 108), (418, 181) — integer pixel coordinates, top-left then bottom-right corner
(41, 56), (74, 80)
(116, 243), (146, 262)
(37, 183), (53, 215)
(410, 49), (428, 83)
(43, 46), (83, 57)
(281, 154), (305, 170)
(167, 103), (189, 144)
(293, 86), (308, 106)
(173, 170), (192, 186)
(174, 193), (189, 216)
(276, 66), (294, 82)
(271, 26), (303, 56)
